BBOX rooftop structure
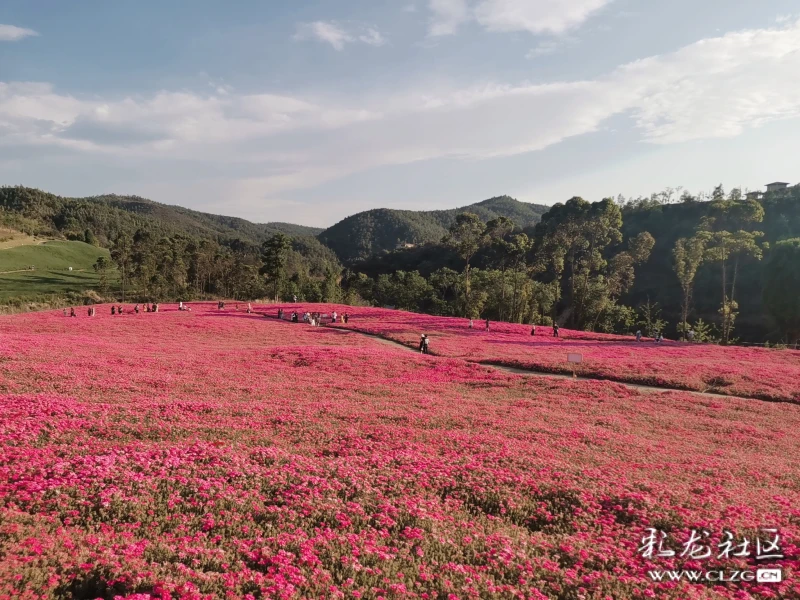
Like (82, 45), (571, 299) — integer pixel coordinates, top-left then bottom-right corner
(766, 182), (790, 192)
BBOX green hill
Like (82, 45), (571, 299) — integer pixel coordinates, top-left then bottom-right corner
(0, 240), (111, 301)
(0, 187), (321, 248)
(1, 187), (546, 266)
(92, 194), (321, 240)
(318, 196), (548, 263)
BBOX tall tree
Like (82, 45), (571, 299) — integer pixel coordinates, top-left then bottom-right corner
(672, 234), (708, 339)
(261, 233), (293, 301)
(443, 213), (486, 317)
(506, 233), (533, 322)
(484, 217), (515, 319)
(534, 197), (592, 322)
(110, 234), (132, 302)
(93, 256), (111, 295)
(701, 195), (765, 343)
(763, 238), (800, 345)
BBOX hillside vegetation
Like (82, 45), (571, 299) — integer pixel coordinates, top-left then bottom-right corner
(318, 196), (548, 263)
(0, 187), (320, 248)
(2, 184), (799, 343)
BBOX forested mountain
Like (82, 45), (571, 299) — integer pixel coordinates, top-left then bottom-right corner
(345, 185), (800, 343)
(2, 183), (799, 343)
(0, 186), (336, 305)
(0, 187), (321, 247)
(318, 196), (548, 263)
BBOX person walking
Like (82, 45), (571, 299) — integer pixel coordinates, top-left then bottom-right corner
(343, 313), (349, 324)
(553, 324), (559, 338)
(687, 329), (695, 342)
(469, 319), (473, 329)
(635, 329), (642, 342)
(293, 294), (297, 303)
(63, 308), (68, 317)
(531, 325), (536, 336)
(332, 311), (337, 323)
(247, 303), (252, 314)
(423, 334), (430, 354)
(419, 334), (427, 353)
(485, 318), (490, 332)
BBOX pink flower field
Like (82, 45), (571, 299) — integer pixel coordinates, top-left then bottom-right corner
(1, 302), (799, 599)
(310, 305), (800, 403)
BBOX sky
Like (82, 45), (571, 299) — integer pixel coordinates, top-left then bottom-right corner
(1, 1), (799, 227)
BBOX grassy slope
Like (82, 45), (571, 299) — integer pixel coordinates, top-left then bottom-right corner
(0, 241), (112, 300)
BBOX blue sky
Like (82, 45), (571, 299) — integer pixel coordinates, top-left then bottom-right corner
(1, 1), (799, 226)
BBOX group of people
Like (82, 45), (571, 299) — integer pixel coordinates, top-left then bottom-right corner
(278, 308), (350, 326)
(528, 324), (560, 337)
(115, 303), (159, 315)
(635, 330), (665, 343)
(304, 312), (322, 326)
(65, 304), (162, 317)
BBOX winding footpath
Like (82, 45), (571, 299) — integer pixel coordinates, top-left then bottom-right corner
(328, 326), (757, 401)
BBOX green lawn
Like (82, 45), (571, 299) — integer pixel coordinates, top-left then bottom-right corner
(0, 240), (116, 301)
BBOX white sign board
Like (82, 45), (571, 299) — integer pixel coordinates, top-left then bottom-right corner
(567, 353), (583, 364)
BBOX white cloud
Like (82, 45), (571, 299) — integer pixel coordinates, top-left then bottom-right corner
(359, 28), (386, 47)
(475, 0), (613, 34)
(429, 0), (470, 36)
(294, 21), (386, 50)
(295, 21), (351, 50)
(428, 0), (613, 36)
(618, 20), (800, 143)
(526, 39), (564, 58)
(0, 24), (39, 42)
(3, 19), (800, 211)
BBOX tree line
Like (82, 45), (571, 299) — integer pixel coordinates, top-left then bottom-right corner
(4, 183), (798, 344)
(98, 186), (800, 345)
(100, 230), (351, 305)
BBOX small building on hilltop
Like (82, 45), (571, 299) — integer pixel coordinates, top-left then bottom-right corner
(766, 182), (790, 193)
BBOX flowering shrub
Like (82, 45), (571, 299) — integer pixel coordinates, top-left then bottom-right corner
(0, 302), (798, 599)
(312, 304), (800, 403)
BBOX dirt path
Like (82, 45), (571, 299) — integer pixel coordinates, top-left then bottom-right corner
(0, 235), (47, 250)
(328, 326), (754, 401)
